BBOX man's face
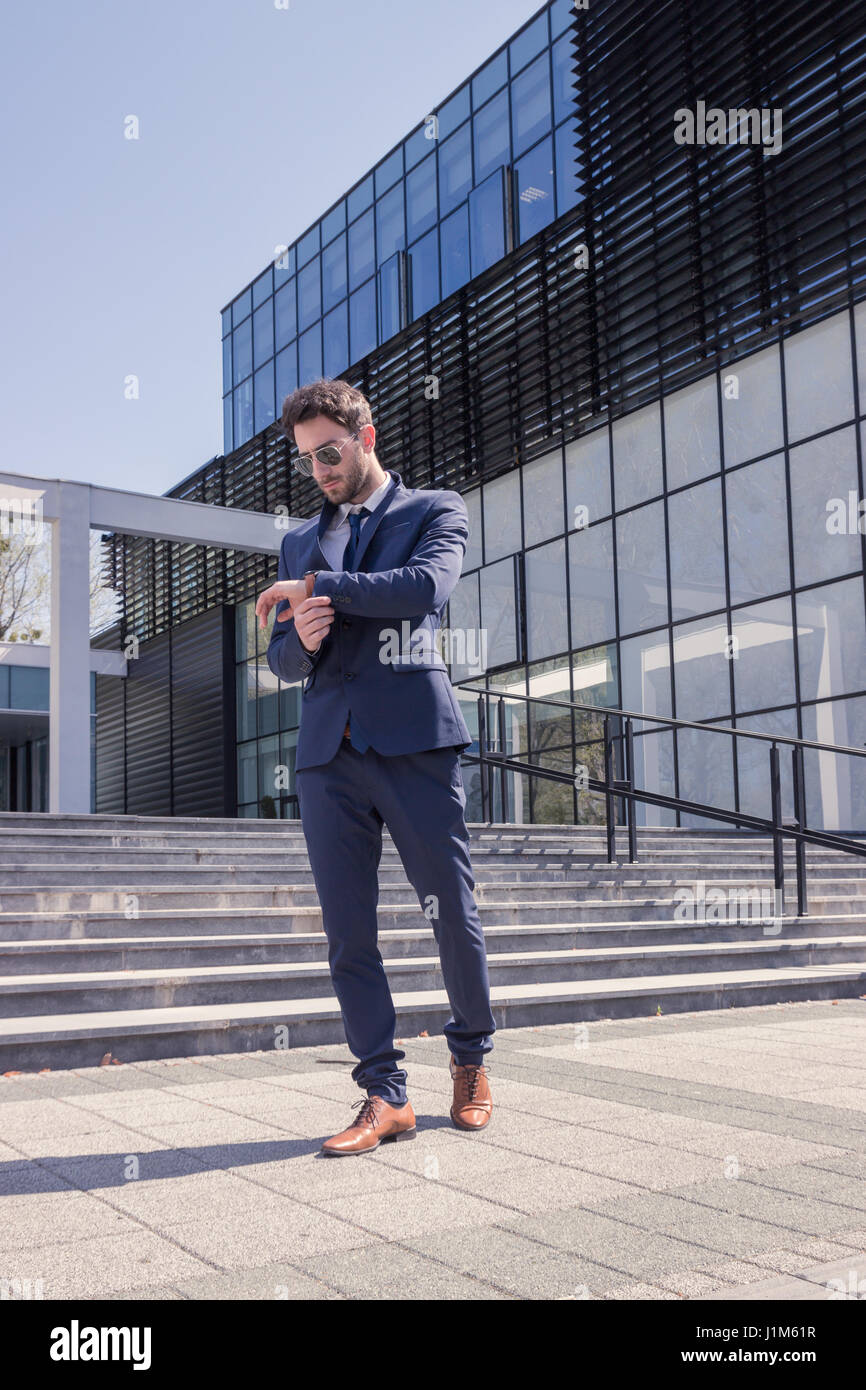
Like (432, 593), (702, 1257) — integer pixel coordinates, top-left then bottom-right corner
(294, 415), (374, 506)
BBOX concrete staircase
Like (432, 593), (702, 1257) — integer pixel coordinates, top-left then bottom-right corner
(1, 811), (865, 1071)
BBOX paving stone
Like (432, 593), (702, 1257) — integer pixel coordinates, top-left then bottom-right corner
(166, 1205), (379, 1267)
(0, 1230), (216, 1300)
(602, 1282), (681, 1299)
(13, 1130), (165, 1160)
(311, 1183), (516, 1241)
(169, 1265), (345, 1300)
(439, 1156), (636, 1214)
(294, 1242), (512, 1300)
(401, 1223), (617, 1299)
(31, 1147), (207, 1191)
(0, 1192), (142, 1253)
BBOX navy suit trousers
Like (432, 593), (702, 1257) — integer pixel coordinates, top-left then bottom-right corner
(295, 738), (496, 1105)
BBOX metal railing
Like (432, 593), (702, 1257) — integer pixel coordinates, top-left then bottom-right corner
(456, 682), (866, 917)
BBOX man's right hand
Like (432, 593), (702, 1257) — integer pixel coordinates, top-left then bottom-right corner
(294, 595), (334, 654)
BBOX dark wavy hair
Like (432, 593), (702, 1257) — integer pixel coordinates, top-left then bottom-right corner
(278, 377), (373, 445)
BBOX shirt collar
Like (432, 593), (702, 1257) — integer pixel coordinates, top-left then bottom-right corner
(334, 473), (391, 524)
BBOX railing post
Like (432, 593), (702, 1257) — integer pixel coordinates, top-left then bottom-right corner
(769, 743), (785, 914)
(604, 714), (616, 863)
(477, 695), (490, 823)
(625, 717), (637, 864)
(497, 696), (510, 823)
(792, 743), (808, 916)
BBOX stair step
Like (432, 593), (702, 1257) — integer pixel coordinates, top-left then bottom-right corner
(2, 962), (864, 1070)
(3, 895), (866, 940)
(2, 937), (864, 1016)
(3, 914), (866, 972)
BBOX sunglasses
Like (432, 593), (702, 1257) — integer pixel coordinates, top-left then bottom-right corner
(293, 431), (360, 477)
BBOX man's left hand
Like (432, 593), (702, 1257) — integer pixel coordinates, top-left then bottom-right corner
(255, 579), (309, 630)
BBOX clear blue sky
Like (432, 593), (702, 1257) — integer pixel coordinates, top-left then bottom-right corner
(0, 0), (541, 497)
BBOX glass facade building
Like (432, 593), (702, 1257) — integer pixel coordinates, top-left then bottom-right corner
(99, 0), (866, 831)
(220, 0), (579, 452)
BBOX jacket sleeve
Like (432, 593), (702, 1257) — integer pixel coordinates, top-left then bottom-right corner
(310, 492), (468, 619)
(265, 534), (327, 685)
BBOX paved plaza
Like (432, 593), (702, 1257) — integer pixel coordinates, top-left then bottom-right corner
(1, 999), (865, 1301)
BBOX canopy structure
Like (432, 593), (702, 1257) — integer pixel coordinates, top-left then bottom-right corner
(0, 469), (288, 812)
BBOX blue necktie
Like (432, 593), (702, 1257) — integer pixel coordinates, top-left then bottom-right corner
(342, 506), (368, 570)
(341, 506), (371, 752)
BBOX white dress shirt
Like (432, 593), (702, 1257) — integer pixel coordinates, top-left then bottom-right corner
(317, 474), (392, 571)
(301, 475), (394, 655)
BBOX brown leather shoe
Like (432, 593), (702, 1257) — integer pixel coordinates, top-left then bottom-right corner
(321, 1094), (416, 1156)
(450, 1055), (492, 1130)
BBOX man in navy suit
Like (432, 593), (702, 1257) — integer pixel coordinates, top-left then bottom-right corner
(256, 378), (495, 1156)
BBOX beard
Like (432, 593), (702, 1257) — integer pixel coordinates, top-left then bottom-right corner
(316, 445), (368, 505)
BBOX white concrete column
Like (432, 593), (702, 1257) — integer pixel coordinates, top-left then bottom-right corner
(49, 482), (92, 813)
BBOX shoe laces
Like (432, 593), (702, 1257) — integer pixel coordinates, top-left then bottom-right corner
(456, 1062), (486, 1102)
(350, 1095), (381, 1129)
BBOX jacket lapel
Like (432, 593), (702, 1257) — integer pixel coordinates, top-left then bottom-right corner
(308, 469), (403, 573)
(351, 471), (401, 573)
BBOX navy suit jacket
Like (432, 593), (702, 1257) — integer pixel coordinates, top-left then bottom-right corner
(266, 469), (473, 771)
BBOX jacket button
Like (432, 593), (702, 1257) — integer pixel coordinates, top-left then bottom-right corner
(345, 672), (355, 681)
(342, 619), (352, 630)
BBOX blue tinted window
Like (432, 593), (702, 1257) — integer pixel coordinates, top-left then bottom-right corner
(273, 243), (295, 284)
(297, 225), (320, 266)
(438, 85), (470, 139)
(474, 88), (510, 183)
(232, 288), (251, 328)
(254, 362), (275, 431)
(276, 342), (297, 408)
(298, 325), (322, 383)
(409, 226), (439, 319)
(512, 53), (551, 157)
(470, 168), (505, 277)
(321, 201), (346, 245)
(347, 173), (374, 220)
(324, 300), (349, 377)
(552, 32), (576, 123)
(222, 334), (232, 393)
(514, 135), (555, 243)
(406, 153), (437, 242)
(438, 122), (472, 218)
(297, 257), (321, 331)
(252, 267), (272, 308)
(348, 208), (375, 289)
(10, 666), (49, 710)
(221, 307), (231, 337)
(274, 280), (296, 350)
(550, 0), (574, 39)
(378, 254), (402, 341)
(405, 122), (432, 170)
(232, 318), (252, 385)
(223, 394), (233, 452)
(510, 13), (548, 75)
(322, 232), (347, 310)
(472, 51), (507, 108)
(375, 147), (403, 197)
(253, 301), (274, 368)
(350, 278), (377, 360)
(440, 204), (470, 297)
(234, 379), (253, 447)
(376, 183), (405, 263)
(555, 119), (581, 214)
